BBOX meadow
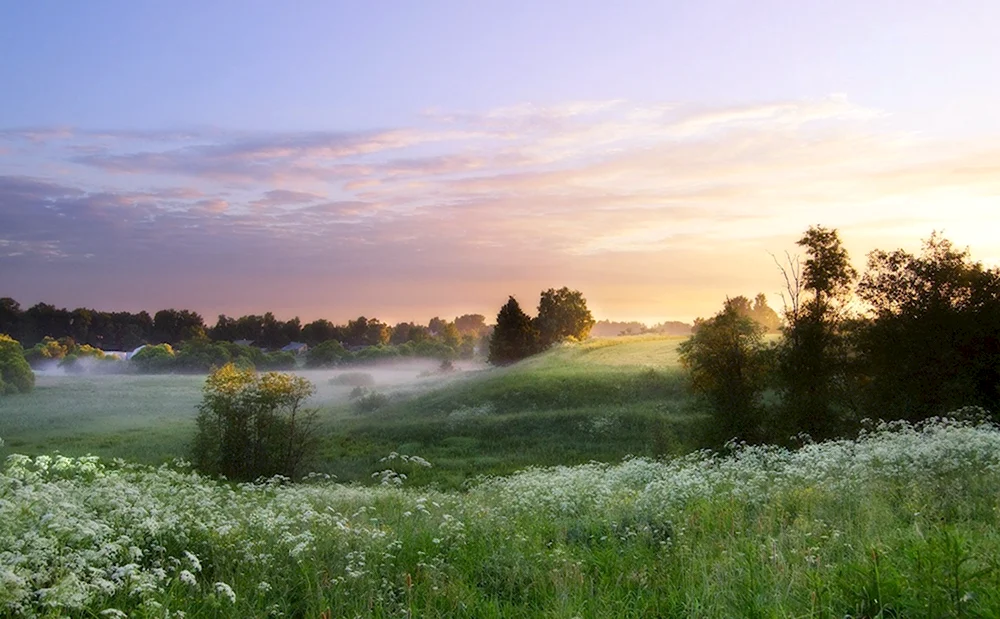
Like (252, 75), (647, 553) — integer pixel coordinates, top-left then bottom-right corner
(3, 336), (1000, 616)
(3, 419), (1000, 617)
(0, 336), (703, 488)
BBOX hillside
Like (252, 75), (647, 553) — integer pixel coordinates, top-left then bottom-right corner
(325, 336), (703, 487)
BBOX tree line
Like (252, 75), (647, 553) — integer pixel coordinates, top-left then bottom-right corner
(680, 226), (1000, 444)
(0, 300), (492, 352)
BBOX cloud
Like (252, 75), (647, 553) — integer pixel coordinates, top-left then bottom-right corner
(4, 96), (1000, 322)
(249, 189), (325, 209)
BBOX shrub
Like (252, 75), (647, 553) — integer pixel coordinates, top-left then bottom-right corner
(131, 343), (177, 373)
(0, 334), (34, 394)
(192, 364), (318, 480)
(174, 339), (231, 372)
(305, 340), (349, 367)
(353, 389), (390, 414)
(260, 351), (297, 371)
(329, 372), (376, 387)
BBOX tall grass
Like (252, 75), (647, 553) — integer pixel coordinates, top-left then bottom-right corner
(3, 417), (1000, 617)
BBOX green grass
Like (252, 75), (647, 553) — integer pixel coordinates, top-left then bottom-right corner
(3, 419), (999, 617)
(0, 373), (204, 463)
(0, 336), (703, 487)
(324, 336), (703, 486)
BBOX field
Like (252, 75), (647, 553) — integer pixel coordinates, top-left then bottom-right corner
(3, 336), (1000, 617)
(0, 336), (703, 488)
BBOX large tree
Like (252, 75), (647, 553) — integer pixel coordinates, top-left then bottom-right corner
(855, 233), (1000, 420)
(534, 287), (595, 348)
(776, 225), (857, 439)
(488, 297), (540, 365)
(679, 298), (769, 442)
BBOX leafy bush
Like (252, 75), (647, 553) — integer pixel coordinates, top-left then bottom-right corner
(174, 339), (231, 372)
(259, 351), (297, 371)
(305, 339), (349, 367)
(329, 371), (376, 387)
(0, 333), (34, 394)
(131, 343), (177, 373)
(192, 364), (318, 480)
(353, 389), (390, 414)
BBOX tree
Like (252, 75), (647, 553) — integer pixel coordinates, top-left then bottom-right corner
(428, 317), (448, 335)
(454, 314), (487, 336)
(488, 297), (540, 365)
(153, 309), (206, 345)
(0, 334), (34, 395)
(775, 226), (857, 439)
(192, 364), (318, 480)
(751, 294), (782, 332)
(534, 287), (596, 348)
(131, 343), (176, 373)
(855, 233), (1000, 420)
(306, 340), (349, 367)
(678, 299), (769, 441)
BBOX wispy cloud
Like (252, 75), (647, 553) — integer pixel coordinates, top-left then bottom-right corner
(2, 96), (998, 321)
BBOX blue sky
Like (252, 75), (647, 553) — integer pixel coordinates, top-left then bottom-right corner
(2, 1), (1000, 324)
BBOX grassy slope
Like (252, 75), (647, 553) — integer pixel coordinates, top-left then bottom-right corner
(0, 336), (701, 487)
(325, 336), (703, 487)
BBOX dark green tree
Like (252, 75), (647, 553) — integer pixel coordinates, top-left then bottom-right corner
(679, 299), (769, 442)
(305, 339), (350, 367)
(776, 225), (857, 439)
(855, 233), (1000, 420)
(534, 287), (596, 348)
(488, 297), (540, 365)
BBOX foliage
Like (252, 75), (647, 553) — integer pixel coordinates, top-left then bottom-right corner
(534, 287), (596, 347)
(259, 351), (297, 371)
(353, 389), (391, 414)
(130, 343), (177, 373)
(174, 338), (231, 372)
(153, 309), (206, 345)
(776, 225), (857, 439)
(23, 336), (75, 367)
(191, 364), (318, 481)
(679, 299), (769, 441)
(0, 333), (34, 394)
(329, 372), (376, 388)
(305, 339), (349, 367)
(855, 233), (1000, 420)
(488, 297), (540, 365)
(4, 418), (1000, 617)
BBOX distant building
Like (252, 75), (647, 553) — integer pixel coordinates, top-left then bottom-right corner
(233, 339), (254, 347)
(281, 342), (308, 355)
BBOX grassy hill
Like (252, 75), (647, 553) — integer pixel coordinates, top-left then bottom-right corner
(324, 336), (703, 487)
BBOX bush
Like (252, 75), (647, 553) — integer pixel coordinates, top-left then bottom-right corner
(306, 340), (349, 367)
(329, 372), (376, 388)
(260, 351), (297, 371)
(192, 364), (318, 480)
(131, 343), (177, 373)
(0, 334), (34, 394)
(353, 389), (390, 414)
(678, 300), (770, 442)
(174, 339), (231, 372)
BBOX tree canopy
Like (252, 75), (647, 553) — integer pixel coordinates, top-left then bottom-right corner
(488, 297), (540, 365)
(535, 287), (596, 347)
(0, 334), (34, 395)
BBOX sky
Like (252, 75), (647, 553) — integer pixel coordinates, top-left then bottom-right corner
(2, 1), (1000, 326)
